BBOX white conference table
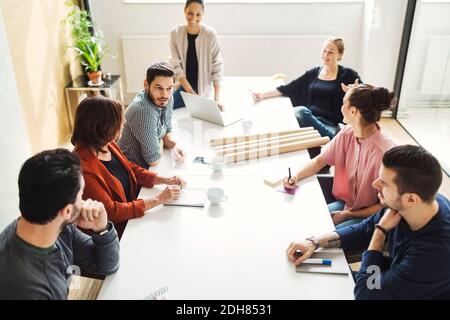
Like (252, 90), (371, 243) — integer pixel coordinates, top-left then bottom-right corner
(97, 77), (355, 300)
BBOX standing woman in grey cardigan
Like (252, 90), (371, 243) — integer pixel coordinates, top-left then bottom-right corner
(169, 0), (224, 109)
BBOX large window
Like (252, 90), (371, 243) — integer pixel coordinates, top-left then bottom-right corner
(396, 0), (450, 174)
(123, 0), (361, 3)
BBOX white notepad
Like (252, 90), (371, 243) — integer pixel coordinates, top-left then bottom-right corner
(164, 188), (207, 207)
(263, 175), (282, 187)
(295, 250), (350, 275)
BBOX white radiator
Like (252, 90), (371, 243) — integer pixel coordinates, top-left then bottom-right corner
(122, 35), (171, 94)
(122, 34), (329, 94)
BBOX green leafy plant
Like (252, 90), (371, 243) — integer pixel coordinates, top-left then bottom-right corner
(63, 1), (107, 73)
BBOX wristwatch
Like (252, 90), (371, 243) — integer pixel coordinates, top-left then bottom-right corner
(306, 236), (320, 250)
(95, 222), (111, 236)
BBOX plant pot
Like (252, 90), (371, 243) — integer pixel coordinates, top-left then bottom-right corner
(87, 71), (102, 84)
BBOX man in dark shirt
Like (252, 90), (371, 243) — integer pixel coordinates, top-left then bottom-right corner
(0, 149), (120, 299)
(286, 145), (450, 299)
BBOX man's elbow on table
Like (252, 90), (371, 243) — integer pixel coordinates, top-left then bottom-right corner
(148, 161), (159, 167)
(146, 152), (162, 167)
(164, 141), (176, 149)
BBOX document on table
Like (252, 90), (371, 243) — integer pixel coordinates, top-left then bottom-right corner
(164, 188), (207, 207)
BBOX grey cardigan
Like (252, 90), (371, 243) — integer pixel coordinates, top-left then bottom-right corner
(169, 24), (224, 97)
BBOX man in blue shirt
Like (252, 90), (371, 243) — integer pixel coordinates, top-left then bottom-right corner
(286, 145), (450, 299)
(119, 61), (185, 168)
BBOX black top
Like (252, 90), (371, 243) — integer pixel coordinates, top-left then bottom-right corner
(277, 65), (362, 125)
(186, 33), (199, 92)
(101, 153), (132, 202)
(309, 78), (337, 121)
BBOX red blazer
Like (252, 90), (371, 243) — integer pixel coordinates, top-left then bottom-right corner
(73, 141), (157, 236)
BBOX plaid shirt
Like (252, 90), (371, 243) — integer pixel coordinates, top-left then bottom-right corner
(119, 90), (173, 168)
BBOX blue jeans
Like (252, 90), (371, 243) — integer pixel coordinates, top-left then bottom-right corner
(173, 87), (186, 109)
(327, 200), (363, 230)
(294, 106), (337, 140)
(173, 86), (198, 110)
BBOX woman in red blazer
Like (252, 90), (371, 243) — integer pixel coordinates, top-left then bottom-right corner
(72, 96), (185, 237)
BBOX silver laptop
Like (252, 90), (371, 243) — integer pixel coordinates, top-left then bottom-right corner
(181, 92), (244, 127)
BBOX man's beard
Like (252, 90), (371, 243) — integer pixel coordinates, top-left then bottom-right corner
(147, 89), (168, 107)
(379, 193), (403, 211)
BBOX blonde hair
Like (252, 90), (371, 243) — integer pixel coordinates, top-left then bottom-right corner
(325, 37), (345, 60)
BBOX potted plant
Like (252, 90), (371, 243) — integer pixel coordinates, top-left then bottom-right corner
(64, 1), (108, 85)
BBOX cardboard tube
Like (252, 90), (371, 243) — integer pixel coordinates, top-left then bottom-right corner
(214, 130), (320, 152)
(223, 136), (330, 163)
(216, 132), (321, 156)
(209, 127), (315, 147)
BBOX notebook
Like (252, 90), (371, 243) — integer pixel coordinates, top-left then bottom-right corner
(263, 175), (282, 187)
(164, 188), (207, 207)
(276, 185), (299, 195)
(295, 250), (350, 275)
(143, 286), (169, 300)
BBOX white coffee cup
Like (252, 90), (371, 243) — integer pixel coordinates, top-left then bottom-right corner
(207, 188), (228, 205)
(241, 120), (253, 133)
(210, 156), (226, 172)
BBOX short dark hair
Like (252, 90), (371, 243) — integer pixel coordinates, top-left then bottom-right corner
(349, 84), (395, 124)
(383, 145), (442, 203)
(71, 95), (124, 153)
(19, 149), (82, 225)
(185, 0), (204, 10)
(146, 61), (174, 85)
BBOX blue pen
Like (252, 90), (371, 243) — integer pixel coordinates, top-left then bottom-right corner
(294, 250), (332, 265)
(303, 258), (332, 266)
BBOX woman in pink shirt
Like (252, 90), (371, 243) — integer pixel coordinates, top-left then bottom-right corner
(284, 84), (396, 229)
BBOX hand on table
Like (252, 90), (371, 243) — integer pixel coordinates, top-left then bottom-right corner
(286, 241), (316, 266)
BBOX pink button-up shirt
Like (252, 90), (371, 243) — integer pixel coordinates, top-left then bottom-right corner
(321, 125), (396, 211)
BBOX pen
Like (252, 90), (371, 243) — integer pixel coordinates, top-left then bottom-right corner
(294, 250), (332, 265)
(288, 167), (292, 184)
(302, 259), (332, 266)
(175, 176), (183, 189)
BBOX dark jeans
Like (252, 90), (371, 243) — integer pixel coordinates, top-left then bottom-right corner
(173, 87), (185, 109)
(173, 86), (198, 110)
(293, 106), (337, 140)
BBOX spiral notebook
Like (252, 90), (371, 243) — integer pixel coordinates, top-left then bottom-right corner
(164, 188), (207, 207)
(295, 250), (350, 275)
(143, 286), (169, 300)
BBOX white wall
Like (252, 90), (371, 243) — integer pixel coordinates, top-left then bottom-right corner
(0, 7), (30, 230)
(89, 0), (407, 102)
